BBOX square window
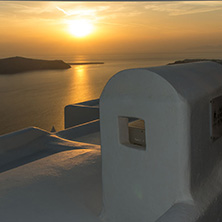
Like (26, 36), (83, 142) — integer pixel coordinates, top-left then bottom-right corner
(119, 117), (146, 150)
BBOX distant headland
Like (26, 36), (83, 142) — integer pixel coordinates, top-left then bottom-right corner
(0, 56), (71, 74)
(168, 59), (222, 65)
(68, 62), (104, 65)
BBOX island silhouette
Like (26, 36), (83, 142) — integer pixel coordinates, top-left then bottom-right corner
(0, 56), (71, 74)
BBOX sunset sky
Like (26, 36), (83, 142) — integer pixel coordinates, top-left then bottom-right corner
(0, 1), (222, 59)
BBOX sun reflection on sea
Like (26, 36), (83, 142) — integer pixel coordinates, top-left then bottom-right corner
(67, 65), (92, 104)
(75, 66), (85, 79)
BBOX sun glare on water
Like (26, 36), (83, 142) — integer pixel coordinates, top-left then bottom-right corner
(68, 19), (93, 38)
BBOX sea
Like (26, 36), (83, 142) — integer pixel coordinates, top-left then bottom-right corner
(0, 52), (214, 135)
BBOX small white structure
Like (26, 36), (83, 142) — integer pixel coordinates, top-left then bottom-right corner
(100, 62), (222, 222)
(65, 99), (99, 128)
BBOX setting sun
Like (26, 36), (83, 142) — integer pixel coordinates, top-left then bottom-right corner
(68, 19), (93, 38)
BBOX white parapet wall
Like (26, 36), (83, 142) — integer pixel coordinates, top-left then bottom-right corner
(0, 127), (49, 154)
(100, 62), (222, 222)
(0, 127), (50, 168)
(65, 99), (99, 129)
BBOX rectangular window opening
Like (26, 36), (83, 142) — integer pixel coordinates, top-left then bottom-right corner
(210, 95), (222, 141)
(119, 116), (146, 150)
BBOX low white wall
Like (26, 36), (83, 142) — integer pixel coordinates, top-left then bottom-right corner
(65, 99), (99, 128)
(58, 119), (100, 141)
(0, 127), (49, 154)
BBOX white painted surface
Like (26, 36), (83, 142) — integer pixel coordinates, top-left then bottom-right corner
(100, 62), (222, 222)
(0, 127), (49, 154)
(0, 148), (102, 222)
(65, 99), (99, 128)
(1, 62), (222, 221)
(0, 126), (102, 222)
(75, 132), (101, 145)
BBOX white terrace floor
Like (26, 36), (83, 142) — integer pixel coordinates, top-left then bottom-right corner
(0, 122), (102, 222)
